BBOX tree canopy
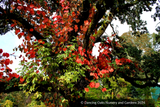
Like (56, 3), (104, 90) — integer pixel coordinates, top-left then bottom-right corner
(0, 0), (160, 106)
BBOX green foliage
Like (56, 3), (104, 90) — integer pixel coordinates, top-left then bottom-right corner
(17, 38), (90, 102)
(141, 52), (160, 81)
(155, 99), (160, 107)
(123, 44), (142, 61)
(4, 77), (20, 90)
(153, 33), (160, 44)
(3, 94), (16, 104)
(99, 76), (132, 99)
(0, 93), (17, 107)
(27, 100), (46, 107)
(2, 100), (14, 107)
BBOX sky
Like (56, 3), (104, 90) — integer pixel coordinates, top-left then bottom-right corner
(0, 3), (159, 76)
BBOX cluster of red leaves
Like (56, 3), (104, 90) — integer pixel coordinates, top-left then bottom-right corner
(115, 58), (132, 65)
(4, 59), (10, 65)
(84, 82), (107, 92)
(72, 40), (114, 92)
(2, 53), (9, 57)
(0, 49), (24, 83)
(83, 38), (136, 92)
(26, 49), (36, 59)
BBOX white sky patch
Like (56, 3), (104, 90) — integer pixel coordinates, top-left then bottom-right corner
(0, 30), (25, 76)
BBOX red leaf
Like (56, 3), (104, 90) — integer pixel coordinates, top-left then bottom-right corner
(17, 6), (23, 10)
(95, 83), (100, 88)
(2, 53), (6, 57)
(84, 20), (89, 26)
(68, 27), (73, 32)
(13, 73), (19, 78)
(5, 53), (9, 57)
(102, 88), (107, 92)
(0, 49), (3, 53)
(19, 77), (24, 84)
(24, 48), (28, 53)
(0, 68), (4, 71)
(11, 24), (15, 27)
(76, 58), (84, 64)
(0, 72), (3, 78)
(26, 36), (31, 41)
(84, 88), (89, 92)
(100, 69), (109, 74)
(78, 46), (84, 56)
(30, 51), (35, 58)
(75, 19), (80, 23)
(74, 25), (78, 32)
(125, 59), (132, 63)
(7, 77), (12, 82)
(94, 73), (98, 79)
(41, 11), (46, 16)
(15, 29), (20, 35)
(18, 33), (23, 39)
(20, 32), (24, 36)
(38, 39), (45, 44)
(4, 59), (10, 65)
(9, 60), (13, 64)
(30, 4), (34, 8)
(63, 48), (67, 52)
(19, 55), (22, 58)
(72, 11), (76, 17)
(115, 59), (122, 65)
(36, 70), (39, 73)
(90, 72), (94, 76)
(30, 8), (34, 15)
(43, 18), (49, 23)
(109, 68), (114, 72)
(89, 82), (95, 88)
(30, 28), (34, 32)
(37, 10), (41, 15)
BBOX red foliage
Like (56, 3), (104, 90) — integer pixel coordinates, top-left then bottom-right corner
(89, 82), (95, 88)
(36, 70), (39, 73)
(115, 58), (132, 65)
(15, 29), (20, 35)
(30, 28), (34, 32)
(6, 77), (12, 82)
(100, 69), (109, 74)
(3, 53), (9, 57)
(102, 88), (107, 92)
(8, 73), (19, 78)
(76, 57), (84, 64)
(84, 88), (89, 92)
(19, 77), (25, 84)
(38, 39), (45, 44)
(0, 49), (3, 53)
(95, 83), (100, 88)
(0, 72), (3, 78)
(4, 59), (10, 65)
(0, 68), (4, 71)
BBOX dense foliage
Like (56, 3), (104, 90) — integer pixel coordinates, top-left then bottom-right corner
(0, 0), (160, 106)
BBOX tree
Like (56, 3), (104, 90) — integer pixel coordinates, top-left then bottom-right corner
(120, 31), (155, 56)
(0, 0), (160, 106)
